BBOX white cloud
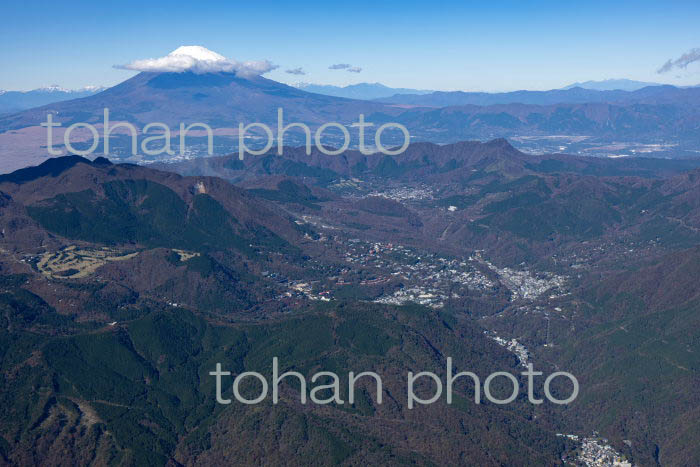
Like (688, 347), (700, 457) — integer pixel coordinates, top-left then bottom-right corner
(115, 46), (277, 77)
(658, 47), (700, 74)
(329, 63), (362, 73)
(285, 67), (306, 75)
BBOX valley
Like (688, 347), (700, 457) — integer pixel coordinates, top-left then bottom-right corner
(1, 137), (698, 464)
(3, 3), (700, 465)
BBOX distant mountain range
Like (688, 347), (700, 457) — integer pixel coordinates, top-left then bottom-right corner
(0, 80), (673, 118)
(293, 79), (669, 100)
(561, 78), (663, 91)
(294, 82), (433, 100)
(0, 85), (105, 115)
(2, 71), (700, 173)
(2, 72), (698, 134)
(373, 83), (697, 106)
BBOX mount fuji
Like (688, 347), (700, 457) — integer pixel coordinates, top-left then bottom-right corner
(0, 46), (393, 132)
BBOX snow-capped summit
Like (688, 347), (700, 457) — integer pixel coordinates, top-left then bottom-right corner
(169, 45), (227, 62)
(39, 84), (70, 93)
(0, 85), (106, 115)
(115, 45), (277, 77)
(31, 85), (105, 94)
(79, 85), (106, 93)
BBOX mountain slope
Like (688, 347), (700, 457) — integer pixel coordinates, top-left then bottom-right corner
(552, 246), (700, 465)
(0, 156), (576, 466)
(0, 72), (394, 131)
(0, 297), (566, 466)
(0, 156), (310, 314)
(2, 141), (700, 464)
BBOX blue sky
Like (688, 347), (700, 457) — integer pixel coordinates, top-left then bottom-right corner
(1, 0), (699, 91)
